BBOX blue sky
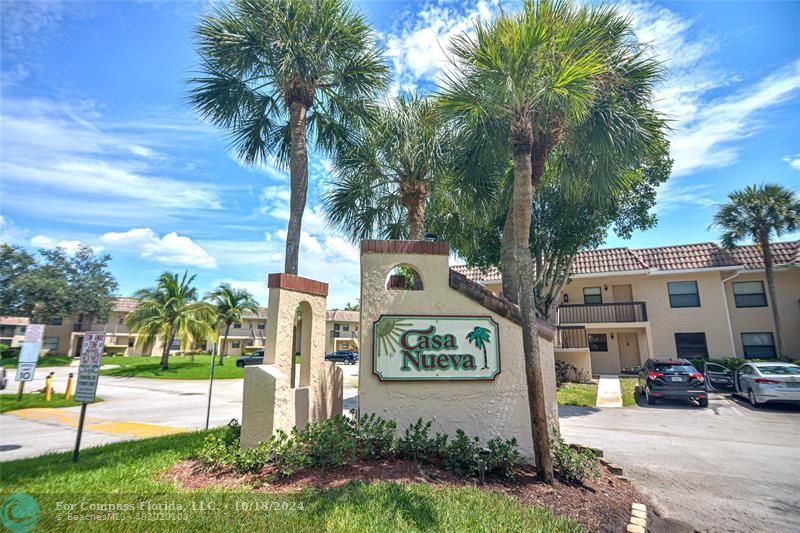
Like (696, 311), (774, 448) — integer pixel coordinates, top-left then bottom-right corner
(1, 0), (799, 307)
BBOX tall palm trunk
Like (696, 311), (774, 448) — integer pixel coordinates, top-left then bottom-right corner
(510, 110), (554, 484)
(501, 204), (519, 304)
(160, 328), (176, 371)
(285, 99), (309, 275)
(759, 232), (785, 359)
(400, 181), (428, 240)
(219, 322), (231, 365)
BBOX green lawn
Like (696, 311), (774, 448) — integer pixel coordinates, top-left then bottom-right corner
(1, 355), (73, 368)
(557, 383), (597, 407)
(620, 378), (638, 407)
(0, 392), (103, 413)
(1, 431), (582, 532)
(557, 378), (639, 407)
(99, 354), (244, 380)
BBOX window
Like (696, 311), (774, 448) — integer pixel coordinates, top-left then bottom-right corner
(674, 332), (708, 358)
(118, 317), (125, 324)
(588, 334), (608, 352)
(333, 323), (341, 331)
(233, 322), (241, 329)
(43, 337), (59, 351)
(169, 339), (181, 350)
(128, 338), (135, 347)
(733, 281), (767, 308)
(343, 324), (349, 331)
(50, 317), (63, 326)
(741, 332), (776, 359)
(583, 287), (603, 305)
(232, 340), (241, 348)
(668, 281), (700, 308)
(257, 323), (265, 330)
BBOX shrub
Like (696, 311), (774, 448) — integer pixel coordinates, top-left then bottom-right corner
(396, 418), (447, 463)
(486, 436), (521, 479)
(356, 413), (397, 460)
(0, 345), (21, 359)
(302, 415), (357, 467)
(196, 416), (524, 481)
(550, 431), (600, 484)
(555, 360), (590, 388)
(443, 430), (480, 476)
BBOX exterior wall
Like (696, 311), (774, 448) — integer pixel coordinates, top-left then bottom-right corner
(725, 270), (800, 357)
(359, 246), (557, 462)
(564, 271), (733, 359)
(554, 349), (592, 378)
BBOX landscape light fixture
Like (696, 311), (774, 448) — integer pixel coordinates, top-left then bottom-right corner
(477, 448), (491, 484)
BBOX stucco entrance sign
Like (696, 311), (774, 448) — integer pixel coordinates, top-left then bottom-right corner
(373, 315), (500, 380)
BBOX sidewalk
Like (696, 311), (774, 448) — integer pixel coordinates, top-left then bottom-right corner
(596, 375), (622, 407)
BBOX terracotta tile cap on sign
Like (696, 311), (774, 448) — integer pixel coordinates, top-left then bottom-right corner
(361, 239), (450, 256)
(267, 273), (329, 297)
(448, 269), (555, 341)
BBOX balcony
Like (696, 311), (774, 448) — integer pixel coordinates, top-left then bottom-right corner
(331, 330), (358, 339)
(558, 302), (647, 324)
(555, 326), (588, 350)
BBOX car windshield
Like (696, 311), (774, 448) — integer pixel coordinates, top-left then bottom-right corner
(759, 365), (800, 375)
(653, 364), (696, 373)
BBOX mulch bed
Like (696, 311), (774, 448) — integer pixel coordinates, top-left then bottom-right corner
(166, 458), (643, 531)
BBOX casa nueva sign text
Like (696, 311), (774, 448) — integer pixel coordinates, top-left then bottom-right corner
(373, 316), (501, 381)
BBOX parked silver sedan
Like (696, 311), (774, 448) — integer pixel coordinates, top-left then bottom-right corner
(734, 362), (800, 407)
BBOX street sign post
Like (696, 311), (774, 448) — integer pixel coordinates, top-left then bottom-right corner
(73, 332), (105, 462)
(15, 324), (45, 399)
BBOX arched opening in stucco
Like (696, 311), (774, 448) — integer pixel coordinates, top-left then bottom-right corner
(385, 264), (424, 290)
(291, 301), (313, 389)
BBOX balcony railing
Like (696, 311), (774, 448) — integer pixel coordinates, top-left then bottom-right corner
(555, 326), (588, 349)
(558, 302), (647, 324)
(331, 330), (358, 339)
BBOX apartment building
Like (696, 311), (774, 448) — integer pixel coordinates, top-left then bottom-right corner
(1, 301), (362, 358)
(325, 310), (360, 354)
(453, 240), (800, 375)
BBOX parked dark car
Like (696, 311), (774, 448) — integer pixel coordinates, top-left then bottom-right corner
(236, 350), (264, 367)
(325, 350), (359, 365)
(701, 361), (736, 391)
(637, 358), (708, 407)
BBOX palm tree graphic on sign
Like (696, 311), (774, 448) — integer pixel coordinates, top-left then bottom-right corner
(466, 326), (492, 370)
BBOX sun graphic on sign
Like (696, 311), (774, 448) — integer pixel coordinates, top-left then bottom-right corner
(375, 318), (412, 358)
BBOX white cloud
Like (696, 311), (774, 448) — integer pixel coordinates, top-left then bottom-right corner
(100, 228), (218, 269)
(384, 0), (499, 94)
(783, 155), (800, 171)
(622, 3), (800, 178)
(653, 183), (719, 214)
(668, 60), (800, 176)
(0, 97), (222, 226)
(30, 235), (94, 254)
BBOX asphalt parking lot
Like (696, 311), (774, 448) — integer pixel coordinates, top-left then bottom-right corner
(560, 392), (800, 532)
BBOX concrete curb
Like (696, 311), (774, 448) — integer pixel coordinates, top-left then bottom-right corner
(626, 503), (647, 532)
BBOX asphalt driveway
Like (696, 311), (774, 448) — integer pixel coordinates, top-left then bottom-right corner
(560, 393), (800, 532)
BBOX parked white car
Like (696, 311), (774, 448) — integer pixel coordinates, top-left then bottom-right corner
(734, 362), (800, 407)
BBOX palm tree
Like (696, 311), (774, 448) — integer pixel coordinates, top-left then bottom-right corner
(128, 272), (217, 370)
(190, 0), (388, 274)
(208, 284), (260, 365)
(439, 0), (654, 483)
(713, 184), (800, 360)
(324, 94), (444, 240)
(466, 326), (492, 369)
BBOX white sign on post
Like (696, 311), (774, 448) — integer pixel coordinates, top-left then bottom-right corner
(15, 324), (45, 382)
(74, 332), (105, 403)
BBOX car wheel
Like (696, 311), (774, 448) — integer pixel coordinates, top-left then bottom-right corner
(698, 397), (709, 408)
(236, 361), (245, 368)
(646, 388), (656, 405)
(749, 389), (761, 408)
